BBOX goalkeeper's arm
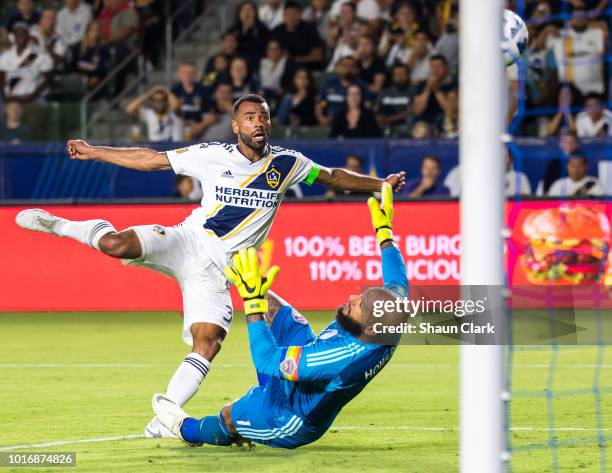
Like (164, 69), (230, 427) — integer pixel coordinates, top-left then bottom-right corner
(369, 183), (408, 295)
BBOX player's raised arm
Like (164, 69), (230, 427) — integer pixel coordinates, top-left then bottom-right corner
(368, 183), (408, 296)
(314, 165), (406, 194)
(66, 139), (171, 171)
(224, 248), (345, 383)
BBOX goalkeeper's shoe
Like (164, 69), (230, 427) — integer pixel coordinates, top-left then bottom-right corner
(144, 416), (178, 439)
(15, 209), (65, 235)
(151, 394), (202, 447)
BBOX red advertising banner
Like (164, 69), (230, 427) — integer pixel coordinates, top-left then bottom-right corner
(0, 200), (609, 311)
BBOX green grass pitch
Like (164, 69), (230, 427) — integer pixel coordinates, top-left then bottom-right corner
(0, 312), (610, 472)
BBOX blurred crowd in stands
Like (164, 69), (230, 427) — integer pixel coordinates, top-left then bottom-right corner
(0, 0), (610, 198)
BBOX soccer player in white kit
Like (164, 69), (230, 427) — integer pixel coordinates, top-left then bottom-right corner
(16, 95), (406, 437)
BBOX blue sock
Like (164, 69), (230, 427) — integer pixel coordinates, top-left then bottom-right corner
(181, 414), (233, 446)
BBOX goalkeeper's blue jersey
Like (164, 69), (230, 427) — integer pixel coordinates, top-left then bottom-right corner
(245, 245), (408, 446)
(263, 320), (397, 443)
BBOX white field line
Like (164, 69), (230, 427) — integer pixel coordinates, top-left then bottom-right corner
(2, 426), (612, 451)
(0, 435), (143, 451)
(1, 363), (612, 369)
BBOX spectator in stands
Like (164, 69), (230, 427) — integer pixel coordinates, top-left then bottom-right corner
(171, 62), (210, 124)
(31, 9), (67, 67)
(56, 0), (93, 49)
(548, 155), (604, 196)
(375, 63), (412, 128)
(434, 8), (458, 73)
(135, 0), (164, 69)
(505, 151), (532, 197)
(272, 1), (324, 68)
(302, 0), (328, 38)
(545, 83), (577, 136)
(204, 32), (237, 75)
(259, 0), (285, 31)
(538, 129), (581, 195)
(198, 81), (235, 142)
(173, 175), (195, 200)
(330, 83), (381, 138)
(325, 1), (360, 72)
(228, 0), (269, 70)
(70, 20), (110, 93)
(404, 30), (433, 85)
(355, 34), (386, 94)
(404, 155), (449, 198)
(438, 87), (459, 139)
(97, 0), (139, 50)
(0, 22), (53, 103)
(378, 3), (419, 66)
(328, 0), (381, 24)
(547, 5), (605, 97)
(411, 54), (456, 126)
(259, 38), (294, 101)
(316, 55), (369, 126)
(228, 55), (261, 101)
(125, 85), (183, 142)
(276, 66), (317, 126)
(203, 53), (230, 89)
(5, 0), (40, 33)
(411, 121), (431, 139)
(324, 153), (372, 200)
(0, 29), (10, 55)
(0, 100), (30, 144)
(576, 93), (612, 137)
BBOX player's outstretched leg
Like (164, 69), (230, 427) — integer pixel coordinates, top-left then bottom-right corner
(145, 322), (226, 438)
(16, 209), (141, 259)
(152, 394), (236, 447)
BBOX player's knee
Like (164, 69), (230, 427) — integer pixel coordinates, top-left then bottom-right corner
(191, 325), (225, 360)
(98, 233), (137, 258)
(192, 336), (222, 360)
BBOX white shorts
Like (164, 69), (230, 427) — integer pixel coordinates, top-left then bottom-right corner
(127, 222), (232, 345)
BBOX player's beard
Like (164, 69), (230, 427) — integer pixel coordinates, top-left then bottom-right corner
(239, 130), (268, 154)
(335, 306), (363, 337)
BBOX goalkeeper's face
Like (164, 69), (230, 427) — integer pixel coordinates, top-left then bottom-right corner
(233, 102), (271, 152)
(336, 288), (407, 341)
(336, 294), (365, 337)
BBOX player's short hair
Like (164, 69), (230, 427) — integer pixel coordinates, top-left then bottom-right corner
(584, 92), (603, 102)
(284, 0), (302, 11)
(360, 287), (408, 344)
(341, 1), (357, 13)
(233, 94), (268, 116)
(423, 155), (441, 168)
(430, 54), (448, 65)
(568, 154), (587, 164)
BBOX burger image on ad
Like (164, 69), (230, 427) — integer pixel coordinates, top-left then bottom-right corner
(521, 206), (610, 285)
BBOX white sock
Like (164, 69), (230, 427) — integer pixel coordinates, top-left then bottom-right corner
(54, 219), (116, 250)
(165, 353), (211, 407)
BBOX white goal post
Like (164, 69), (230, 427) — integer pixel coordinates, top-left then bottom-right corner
(459, 0), (506, 472)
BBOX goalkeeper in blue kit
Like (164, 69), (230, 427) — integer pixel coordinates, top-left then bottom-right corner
(152, 183), (409, 449)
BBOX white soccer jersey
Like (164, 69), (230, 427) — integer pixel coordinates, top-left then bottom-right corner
(0, 45), (53, 97)
(166, 142), (317, 268)
(548, 27), (605, 95)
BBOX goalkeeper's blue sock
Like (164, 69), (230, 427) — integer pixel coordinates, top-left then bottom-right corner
(181, 414), (233, 446)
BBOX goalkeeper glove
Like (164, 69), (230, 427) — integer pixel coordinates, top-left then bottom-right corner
(367, 182), (394, 245)
(224, 247), (280, 315)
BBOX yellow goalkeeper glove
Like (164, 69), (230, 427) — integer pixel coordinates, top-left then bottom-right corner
(367, 182), (394, 245)
(224, 247), (280, 315)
